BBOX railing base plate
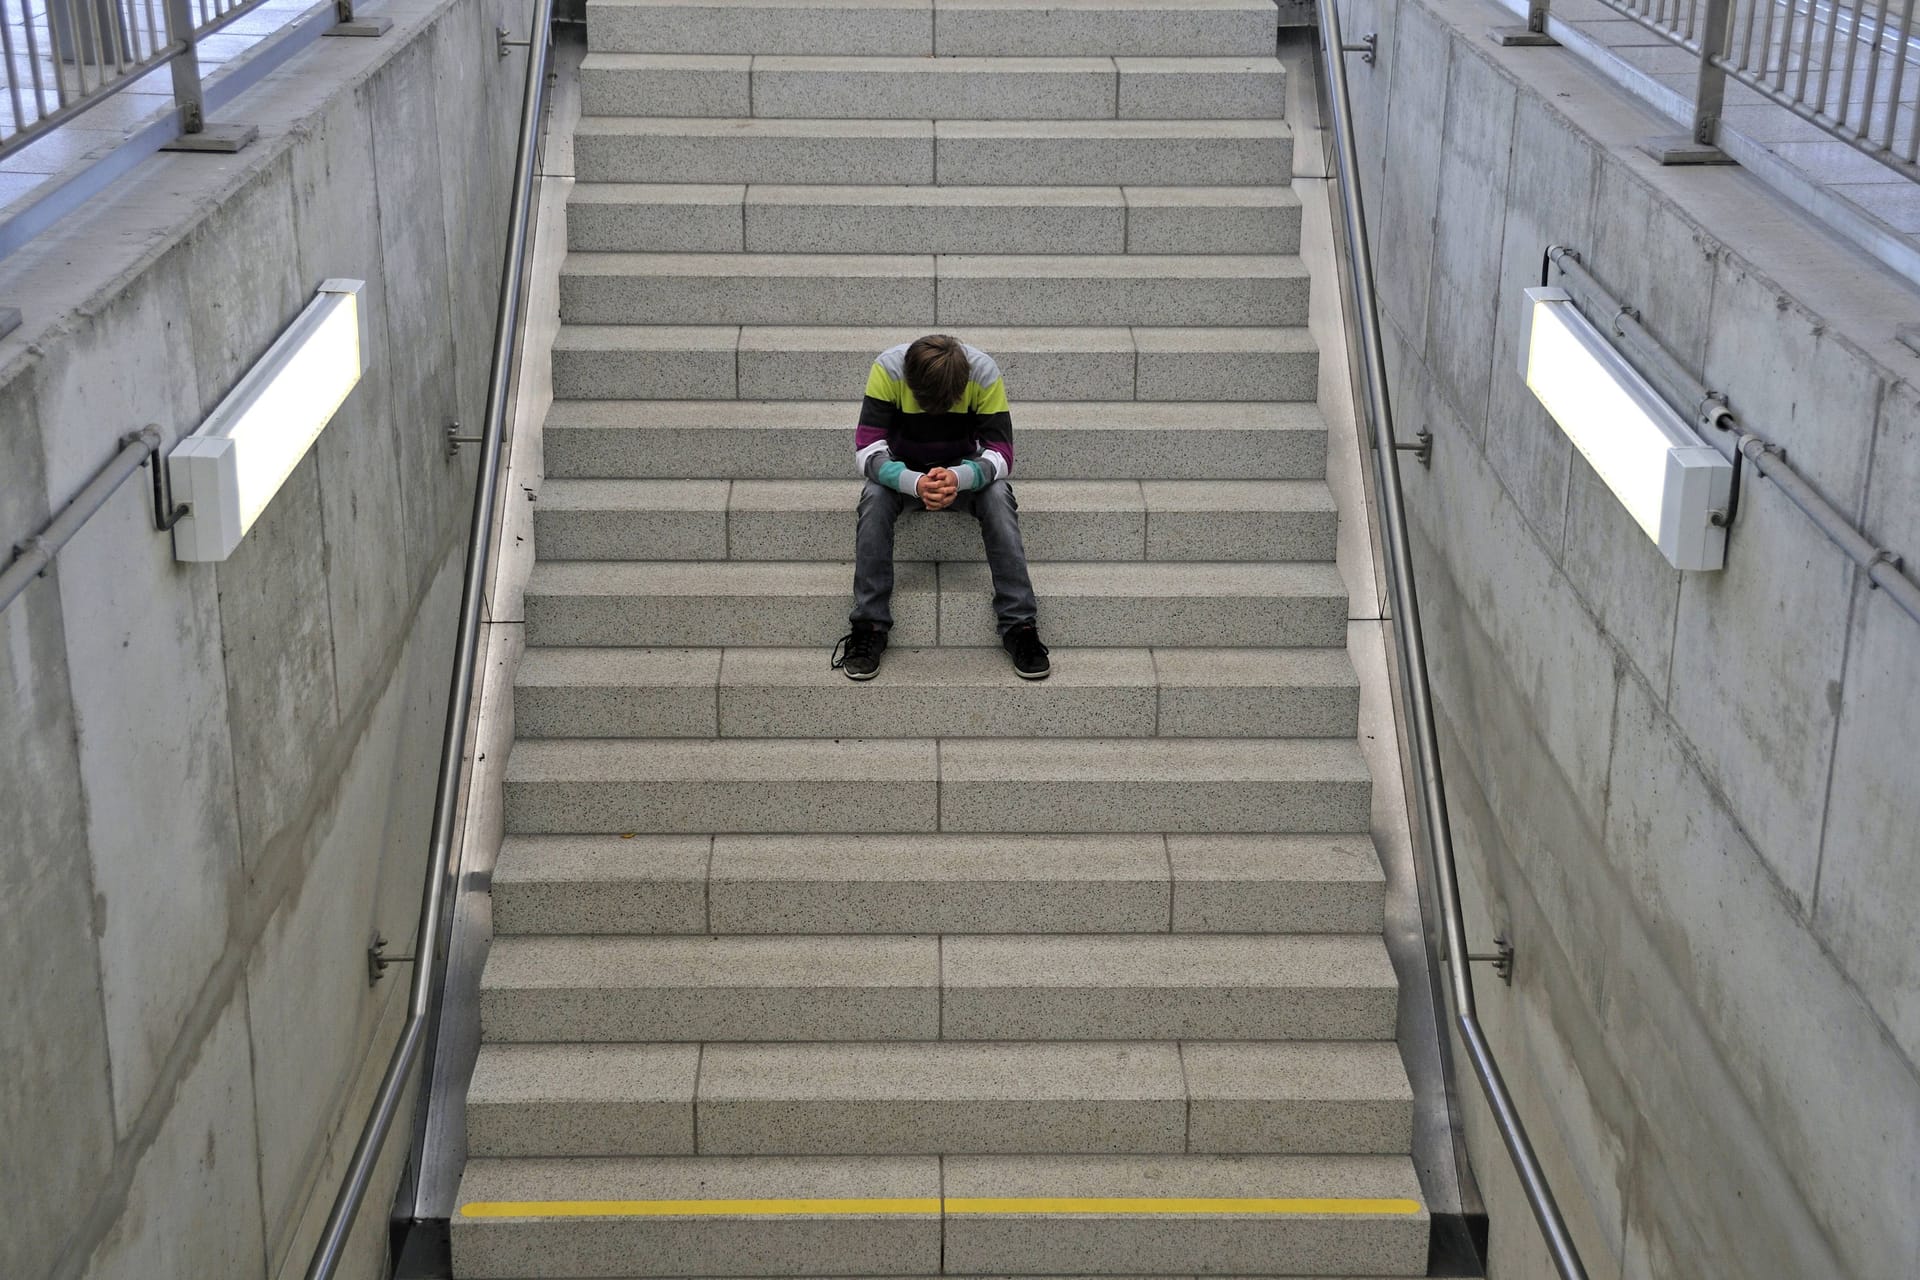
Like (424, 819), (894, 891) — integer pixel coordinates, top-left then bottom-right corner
(1487, 25), (1559, 46)
(1640, 135), (1736, 165)
(328, 17), (394, 36)
(161, 124), (258, 153)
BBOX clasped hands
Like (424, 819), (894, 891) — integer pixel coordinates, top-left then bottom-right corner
(915, 466), (963, 511)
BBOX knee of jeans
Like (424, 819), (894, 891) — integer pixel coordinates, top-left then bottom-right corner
(976, 481), (1015, 514)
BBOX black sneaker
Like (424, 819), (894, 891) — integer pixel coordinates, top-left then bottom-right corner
(830, 624), (887, 680)
(1002, 623), (1051, 680)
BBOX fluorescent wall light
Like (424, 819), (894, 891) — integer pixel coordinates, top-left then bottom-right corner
(169, 279), (368, 562)
(1521, 286), (1731, 571)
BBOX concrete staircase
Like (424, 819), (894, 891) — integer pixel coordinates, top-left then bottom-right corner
(452, 1), (1430, 1275)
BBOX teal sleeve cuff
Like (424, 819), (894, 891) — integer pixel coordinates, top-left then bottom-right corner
(876, 458), (924, 495)
(955, 460), (986, 491)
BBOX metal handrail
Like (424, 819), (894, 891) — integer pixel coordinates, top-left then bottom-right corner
(300, 0), (554, 1273)
(0, 425), (165, 613)
(1314, 5), (1590, 1278)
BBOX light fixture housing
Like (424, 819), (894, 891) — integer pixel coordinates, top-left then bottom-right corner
(169, 278), (368, 562)
(1521, 286), (1731, 571)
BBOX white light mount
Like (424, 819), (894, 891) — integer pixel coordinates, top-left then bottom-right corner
(1521, 286), (1732, 571)
(168, 279), (368, 562)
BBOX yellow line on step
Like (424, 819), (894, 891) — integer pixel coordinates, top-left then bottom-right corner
(458, 1197), (940, 1218)
(457, 1195), (1422, 1219)
(945, 1196), (1424, 1216)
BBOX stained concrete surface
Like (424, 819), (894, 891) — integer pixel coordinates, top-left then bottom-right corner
(0, 0), (522, 1275)
(1334, 0), (1920, 1274)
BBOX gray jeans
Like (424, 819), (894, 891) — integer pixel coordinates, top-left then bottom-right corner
(851, 478), (1038, 636)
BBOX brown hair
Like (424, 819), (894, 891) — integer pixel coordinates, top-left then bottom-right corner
(903, 334), (971, 413)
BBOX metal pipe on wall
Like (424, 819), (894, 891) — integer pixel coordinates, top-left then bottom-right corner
(300, 0), (555, 1272)
(0, 426), (160, 614)
(1546, 244), (1920, 629)
(1315, 5), (1592, 1277)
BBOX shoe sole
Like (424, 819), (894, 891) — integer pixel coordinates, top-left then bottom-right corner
(1014, 664), (1050, 680)
(842, 667), (880, 681)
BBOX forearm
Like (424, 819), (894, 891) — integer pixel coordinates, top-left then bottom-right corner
(872, 456), (927, 495)
(951, 458), (988, 491)
(856, 428), (924, 495)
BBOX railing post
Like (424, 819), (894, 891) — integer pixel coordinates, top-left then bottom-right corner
(1490, 0), (1561, 47)
(157, 0), (256, 152)
(161, 0), (205, 131)
(1643, 0), (1740, 162)
(325, 0), (394, 37)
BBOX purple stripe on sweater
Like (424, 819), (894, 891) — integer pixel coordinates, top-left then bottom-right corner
(855, 424), (886, 451)
(986, 441), (1013, 468)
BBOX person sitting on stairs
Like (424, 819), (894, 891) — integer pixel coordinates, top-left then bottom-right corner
(832, 333), (1051, 682)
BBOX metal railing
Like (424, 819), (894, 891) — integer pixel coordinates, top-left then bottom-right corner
(300, 0), (554, 1273)
(1316, 3), (1590, 1278)
(0, 0), (355, 157)
(1520, 0), (1920, 179)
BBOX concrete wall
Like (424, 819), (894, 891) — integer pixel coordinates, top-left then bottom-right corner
(1330, 0), (1920, 1275)
(0, 0), (523, 1274)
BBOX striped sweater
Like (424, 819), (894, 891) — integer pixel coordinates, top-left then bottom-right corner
(854, 340), (1013, 495)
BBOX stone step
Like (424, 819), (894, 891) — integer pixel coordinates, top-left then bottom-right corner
(543, 400), (1329, 481)
(478, 931), (1393, 1042)
(442, 1274), (1428, 1280)
(699, 1041), (1191, 1154)
(943, 1153), (1428, 1274)
(557, 252), (1309, 327)
(941, 933), (1396, 1039)
(450, 1153), (1425, 1277)
(502, 737), (1370, 835)
(934, 737), (1371, 833)
(452, 1153), (940, 1277)
(937, 0), (1283, 56)
(493, 835), (714, 936)
(585, 0), (1281, 57)
(513, 646), (1360, 739)
(532, 478), (1338, 563)
(937, 120), (1291, 185)
(588, 0), (933, 54)
(550, 326), (1319, 402)
(522, 560), (936, 647)
(566, 183), (1303, 256)
(465, 1040), (1414, 1157)
(574, 117), (1292, 186)
(521, 560), (1347, 649)
(579, 53), (1284, 121)
(940, 560), (1349, 647)
(491, 833), (1387, 936)
(480, 933), (942, 1042)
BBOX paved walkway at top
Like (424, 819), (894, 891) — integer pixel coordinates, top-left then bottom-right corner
(1525, 0), (1920, 280)
(0, 0), (316, 231)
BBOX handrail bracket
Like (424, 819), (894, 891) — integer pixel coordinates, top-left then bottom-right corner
(1468, 935), (1516, 985)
